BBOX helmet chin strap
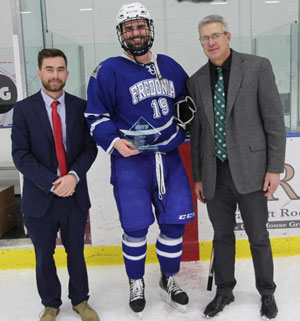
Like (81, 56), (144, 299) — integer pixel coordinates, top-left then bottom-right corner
(124, 48), (163, 86)
(130, 51), (164, 86)
(122, 35), (152, 58)
(132, 54), (143, 65)
(125, 46), (150, 61)
(130, 50), (150, 65)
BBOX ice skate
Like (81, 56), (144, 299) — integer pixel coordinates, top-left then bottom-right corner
(159, 273), (188, 313)
(129, 278), (146, 319)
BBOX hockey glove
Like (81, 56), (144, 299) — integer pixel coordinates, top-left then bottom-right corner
(174, 96), (197, 126)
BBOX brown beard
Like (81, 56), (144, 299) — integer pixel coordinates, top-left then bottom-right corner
(42, 79), (65, 92)
(125, 35), (150, 50)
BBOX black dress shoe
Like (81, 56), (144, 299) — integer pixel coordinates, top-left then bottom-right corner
(203, 293), (235, 317)
(260, 295), (278, 319)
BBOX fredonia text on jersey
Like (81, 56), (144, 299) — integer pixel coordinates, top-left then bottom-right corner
(130, 78), (175, 105)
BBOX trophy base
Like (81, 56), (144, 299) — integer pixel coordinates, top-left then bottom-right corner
(135, 145), (158, 152)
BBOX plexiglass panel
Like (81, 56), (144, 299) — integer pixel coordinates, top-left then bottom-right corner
(52, 32), (85, 98)
(17, 0), (300, 134)
(19, 0), (44, 96)
(255, 23), (300, 135)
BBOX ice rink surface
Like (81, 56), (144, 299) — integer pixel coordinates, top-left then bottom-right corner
(0, 256), (299, 321)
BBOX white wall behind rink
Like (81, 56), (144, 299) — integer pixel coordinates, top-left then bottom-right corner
(88, 137), (300, 247)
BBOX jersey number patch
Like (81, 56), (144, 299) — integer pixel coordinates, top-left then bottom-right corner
(151, 98), (169, 119)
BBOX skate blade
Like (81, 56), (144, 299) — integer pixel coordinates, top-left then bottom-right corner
(159, 288), (187, 313)
(202, 312), (214, 318)
(261, 315), (277, 320)
(130, 310), (143, 320)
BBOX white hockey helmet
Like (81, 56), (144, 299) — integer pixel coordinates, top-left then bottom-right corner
(116, 2), (154, 56)
(117, 2), (151, 24)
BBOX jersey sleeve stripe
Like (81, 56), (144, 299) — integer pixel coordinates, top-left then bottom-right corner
(153, 125), (180, 146)
(90, 118), (111, 136)
(84, 112), (110, 118)
(107, 137), (120, 154)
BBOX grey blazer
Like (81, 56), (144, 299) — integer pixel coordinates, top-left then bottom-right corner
(187, 49), (286, 200)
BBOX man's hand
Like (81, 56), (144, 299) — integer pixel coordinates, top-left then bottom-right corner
(114, 139), (140, 157)
(53, 173), (77, 197)
(263, 172), (280, 197)
(194, 181), (206, 203)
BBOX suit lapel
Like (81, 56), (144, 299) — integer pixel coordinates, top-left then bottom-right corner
(198, 63), (215, 138)
(65, 92), (74, 156)
(226, 50), (244, 118)
(32, 92), (54, 145)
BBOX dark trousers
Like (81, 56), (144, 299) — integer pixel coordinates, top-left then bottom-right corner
(206, 159), (276, 296)
(24, 196), (89, 308)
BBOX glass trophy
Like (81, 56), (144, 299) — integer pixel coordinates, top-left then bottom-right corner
(124, 116), (161, 151)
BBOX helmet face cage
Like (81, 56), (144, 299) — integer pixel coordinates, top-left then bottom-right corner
(116, 18), (154, 56)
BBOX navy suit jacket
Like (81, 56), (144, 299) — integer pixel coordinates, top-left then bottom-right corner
(11, 91), (98, 218)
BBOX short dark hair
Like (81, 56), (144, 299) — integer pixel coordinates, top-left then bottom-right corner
(38, 48), (67, 69)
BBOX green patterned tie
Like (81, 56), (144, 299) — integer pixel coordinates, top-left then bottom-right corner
(214, 67), (227, 161)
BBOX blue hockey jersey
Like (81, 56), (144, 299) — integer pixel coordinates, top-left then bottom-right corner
(85, 54), (188, 155)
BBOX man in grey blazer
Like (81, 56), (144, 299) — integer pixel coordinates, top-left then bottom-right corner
(187, 15), (286, 319)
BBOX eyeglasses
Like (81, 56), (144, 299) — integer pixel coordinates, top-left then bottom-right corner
(199, 32), (227, 44)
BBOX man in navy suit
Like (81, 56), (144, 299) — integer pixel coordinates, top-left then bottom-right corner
(11, 49), (99, 321)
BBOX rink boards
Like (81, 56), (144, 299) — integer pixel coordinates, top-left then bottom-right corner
(0, 137), (299, 269)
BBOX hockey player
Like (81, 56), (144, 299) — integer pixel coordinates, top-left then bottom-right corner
(85, 2), (196, 318)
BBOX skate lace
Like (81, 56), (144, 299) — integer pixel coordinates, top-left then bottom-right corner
(167, 276), (183, 300)
(130, 279), (144, 301)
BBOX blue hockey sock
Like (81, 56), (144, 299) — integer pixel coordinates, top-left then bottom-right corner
(122, 233), (147, 279)
(156, 233), (183, 276)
